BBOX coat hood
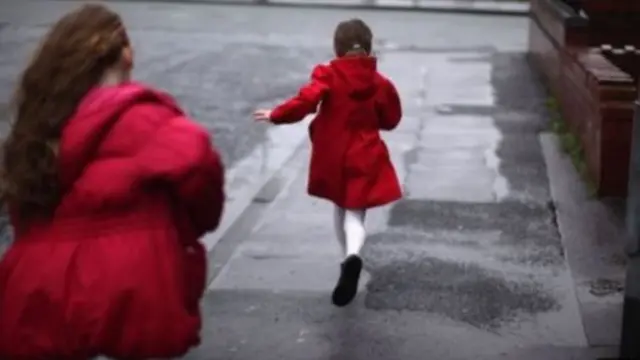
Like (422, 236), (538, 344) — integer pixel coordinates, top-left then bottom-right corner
(59, 82), (182, 188)
(329, 56), (378, 100)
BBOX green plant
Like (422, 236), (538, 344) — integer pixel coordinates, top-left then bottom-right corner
(546, 97), (596, 196)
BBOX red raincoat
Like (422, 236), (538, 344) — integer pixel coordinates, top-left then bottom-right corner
(271, 56), (402, 209)
(0, 83), (224, 359)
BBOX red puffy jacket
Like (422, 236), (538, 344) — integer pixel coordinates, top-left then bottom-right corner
(0, 82), (224, 359)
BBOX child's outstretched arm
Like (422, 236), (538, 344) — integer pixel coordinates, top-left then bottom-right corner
(377, 77), (402, 131)
(254, 65), (330, 124)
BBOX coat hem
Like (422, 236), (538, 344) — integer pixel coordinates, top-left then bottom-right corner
(307, 191), (402, 210)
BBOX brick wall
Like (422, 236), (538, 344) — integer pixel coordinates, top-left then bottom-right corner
(575, 50), (635, 196)
(529, 0), (638, 197)
(530, 0), (588, 48)
(528, 0), (587, 90)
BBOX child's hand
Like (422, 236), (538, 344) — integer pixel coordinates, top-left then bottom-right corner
(253, 109), (272, 122)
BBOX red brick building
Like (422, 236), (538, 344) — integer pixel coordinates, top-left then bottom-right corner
(528, 0), (639, 197)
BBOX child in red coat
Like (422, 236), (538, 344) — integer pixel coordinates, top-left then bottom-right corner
(254, 18), (402, 307)
(0, 4), (225, 359)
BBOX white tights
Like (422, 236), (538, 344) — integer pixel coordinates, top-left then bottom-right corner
(333, 206), (367, 258)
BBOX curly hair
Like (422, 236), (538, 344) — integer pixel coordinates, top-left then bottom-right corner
(2, 4), (129, 218)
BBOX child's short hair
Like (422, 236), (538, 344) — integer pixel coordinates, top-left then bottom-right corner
(333, 19), (373, 57)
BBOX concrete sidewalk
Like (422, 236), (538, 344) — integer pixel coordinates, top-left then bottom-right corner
(188, 49), (623, 359)
(268, 0), (530, 14)
(99, 0), (530, 16)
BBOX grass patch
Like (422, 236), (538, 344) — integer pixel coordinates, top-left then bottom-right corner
(546, 97), (596, 196)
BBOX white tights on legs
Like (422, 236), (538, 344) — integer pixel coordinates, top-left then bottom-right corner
(333, 206), (367, 258)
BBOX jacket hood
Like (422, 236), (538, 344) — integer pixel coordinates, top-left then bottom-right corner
(329, 56), (378, 100)
(59, 81), (182, 188)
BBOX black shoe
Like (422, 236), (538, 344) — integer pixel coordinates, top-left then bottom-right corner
(332, 255), (363, 307)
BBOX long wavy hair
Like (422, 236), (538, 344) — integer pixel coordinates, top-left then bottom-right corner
(2, 4), (129, 218)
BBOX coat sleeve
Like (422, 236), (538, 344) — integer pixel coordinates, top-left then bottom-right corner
(269, 65), (330, 124)
(376, 77), (402, 131)
(135, 114), (225, 237)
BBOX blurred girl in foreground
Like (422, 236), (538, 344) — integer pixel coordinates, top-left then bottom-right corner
(0, 4), (225, 359)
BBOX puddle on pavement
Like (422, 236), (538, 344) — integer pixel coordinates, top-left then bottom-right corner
(363, 196), (564, 327)
(387, 199), (564, 267)
(401, 52), (511, 203)
(410, 52), (551, 205)
(363, 252), (559, 329)
(389, 199), (552, 232)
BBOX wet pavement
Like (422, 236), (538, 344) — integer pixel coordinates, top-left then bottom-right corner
(193, 47), (621, 359)
(105, 0), (530, 15)
(0, 1), (625, 359)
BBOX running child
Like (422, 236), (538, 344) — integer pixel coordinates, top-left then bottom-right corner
(253, 18), (402, 307)
(0, 4), (225, 359)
